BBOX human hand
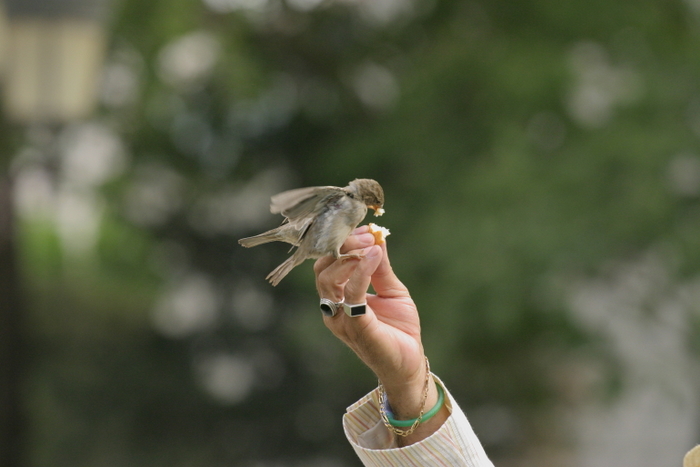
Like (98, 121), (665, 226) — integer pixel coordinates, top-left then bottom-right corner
(314, 226), (448, 444)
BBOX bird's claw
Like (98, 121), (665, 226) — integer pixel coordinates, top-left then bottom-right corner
(338, 253), (364, 262)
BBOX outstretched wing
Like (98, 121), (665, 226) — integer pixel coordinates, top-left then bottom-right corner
(270, 186), (345, 225)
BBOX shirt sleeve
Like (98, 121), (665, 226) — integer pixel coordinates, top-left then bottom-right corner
(342, 375), (494, 467)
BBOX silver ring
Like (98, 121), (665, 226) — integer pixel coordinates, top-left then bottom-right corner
(343, 302), (367, 317)
(320, 298), (343, 317)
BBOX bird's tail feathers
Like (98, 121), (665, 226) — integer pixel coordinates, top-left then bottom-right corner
(266, 254), (304, 286)
(238, 228), (281, 248)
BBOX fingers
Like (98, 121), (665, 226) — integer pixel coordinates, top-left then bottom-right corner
(315, 243), (382, 309)
(352, 225), (370, 235)
(340, 230), (374, 254)
(313, 228), (375, 283)
(314, 225), (393, 315)
(313, 256), (337, 277)
(315, 253), (361, 302)
(343, 245), (382, 305)
(370, 242), (411, 299)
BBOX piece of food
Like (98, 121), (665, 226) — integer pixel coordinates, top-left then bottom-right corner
(368, 223), (390, 244)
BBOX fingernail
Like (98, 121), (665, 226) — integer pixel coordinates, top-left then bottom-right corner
(366, 245), (381, 258)
(359, 233), (375, 245)
(352, 225), (370, 235)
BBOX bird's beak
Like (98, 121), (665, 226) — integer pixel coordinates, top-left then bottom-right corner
(370, 206), (385, 217)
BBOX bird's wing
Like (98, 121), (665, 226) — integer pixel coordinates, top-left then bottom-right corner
(291, 217), (314, 246)
(270, 186), (345, 223)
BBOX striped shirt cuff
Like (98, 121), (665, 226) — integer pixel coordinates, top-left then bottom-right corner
(342, 375), (494, 467)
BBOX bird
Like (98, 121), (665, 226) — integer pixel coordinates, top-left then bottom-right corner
(238, 178), (385, 286)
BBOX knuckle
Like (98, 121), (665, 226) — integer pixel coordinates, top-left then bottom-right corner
(312, 258), (328, 275)
(315, 269), (345, 301)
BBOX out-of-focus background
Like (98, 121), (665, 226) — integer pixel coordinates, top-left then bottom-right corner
(0, 0), (699, 466)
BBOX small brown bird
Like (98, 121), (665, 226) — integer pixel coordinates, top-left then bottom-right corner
(238, 179), (385, 286)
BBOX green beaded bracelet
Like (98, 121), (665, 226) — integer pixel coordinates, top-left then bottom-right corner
(384, 382), (445, 428)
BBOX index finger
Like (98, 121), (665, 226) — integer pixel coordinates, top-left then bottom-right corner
(341, 226), (374, 254)
(313, 228), (376, 276)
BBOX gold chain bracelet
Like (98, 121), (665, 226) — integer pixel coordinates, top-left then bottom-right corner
(378, 356), (431, 437)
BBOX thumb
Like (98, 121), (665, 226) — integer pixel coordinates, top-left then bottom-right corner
(370, 242), (410, 299)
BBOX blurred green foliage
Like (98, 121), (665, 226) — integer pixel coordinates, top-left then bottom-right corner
(15, 0), (700, 465)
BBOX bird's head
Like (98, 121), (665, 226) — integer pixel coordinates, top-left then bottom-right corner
(349, 178), (385, 216)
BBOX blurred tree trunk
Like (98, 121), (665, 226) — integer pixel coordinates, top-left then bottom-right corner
(0, 174), (24, 467)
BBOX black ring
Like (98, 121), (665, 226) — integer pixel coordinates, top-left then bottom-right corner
(343, 302), (367, 317)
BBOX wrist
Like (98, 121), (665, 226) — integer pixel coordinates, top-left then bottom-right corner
(383, 382), (444, 427)
(380, 360), (434, 420)
(378, 357), (434, 433)
(377, 358), (451, 446)
(382, 374), (438, 421)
